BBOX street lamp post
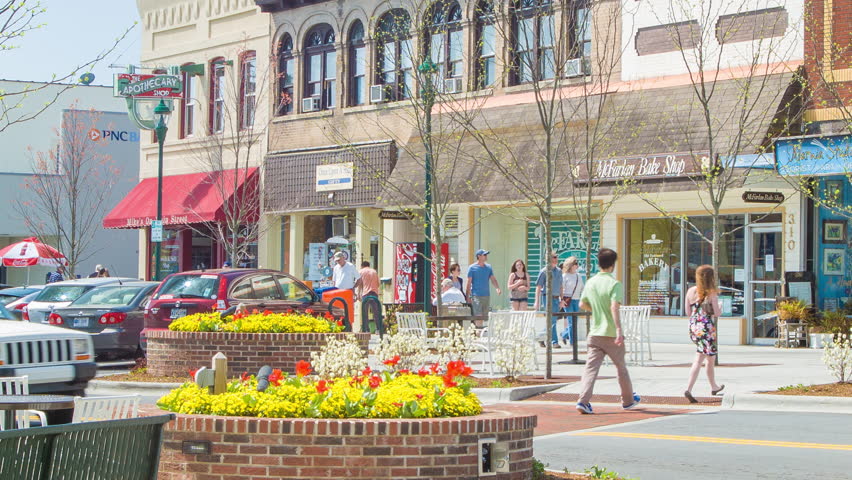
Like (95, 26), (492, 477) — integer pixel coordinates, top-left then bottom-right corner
(152, 99), (172, 281)
(418, 59), (438, 313)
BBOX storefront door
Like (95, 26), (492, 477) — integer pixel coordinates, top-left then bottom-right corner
(747, 225), (783, 343)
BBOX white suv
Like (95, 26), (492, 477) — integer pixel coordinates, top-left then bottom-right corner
(0, 305), (96, 397)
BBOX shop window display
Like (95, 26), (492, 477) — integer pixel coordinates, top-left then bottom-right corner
(627, 215), (745, 317)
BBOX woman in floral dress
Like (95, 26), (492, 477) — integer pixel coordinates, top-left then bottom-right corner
(684, 265), (725, 403)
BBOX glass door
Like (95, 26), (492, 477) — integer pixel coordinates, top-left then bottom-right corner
(748, 226), (783, 341)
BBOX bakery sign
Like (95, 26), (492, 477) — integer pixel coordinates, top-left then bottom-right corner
(573, 152), (712, 183)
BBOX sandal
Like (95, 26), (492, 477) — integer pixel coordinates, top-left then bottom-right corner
(712, 385), (725, 395)
(684, 390), (697, 404)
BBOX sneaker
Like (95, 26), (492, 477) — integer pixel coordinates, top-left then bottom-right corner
(551, 343), (561, 349)
(623, 393), (642, 410)
(576, 402), (594, 414)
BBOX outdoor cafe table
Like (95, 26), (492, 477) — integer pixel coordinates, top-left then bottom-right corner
(0, 394), (75, 430)
(552, 311), (591, 365)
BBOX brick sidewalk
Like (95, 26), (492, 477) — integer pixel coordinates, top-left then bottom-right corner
(487, 403), (690, 436)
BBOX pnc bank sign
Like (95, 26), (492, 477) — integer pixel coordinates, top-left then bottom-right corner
(88, 128), (139, 143)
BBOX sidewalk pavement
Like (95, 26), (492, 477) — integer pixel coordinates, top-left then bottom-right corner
(520, 342), (852, 413)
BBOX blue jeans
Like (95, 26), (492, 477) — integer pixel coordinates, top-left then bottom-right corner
(540, 296), (560, 344)
(560, 299), (580, 344)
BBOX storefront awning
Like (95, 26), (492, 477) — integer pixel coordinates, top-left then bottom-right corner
(103, 167), (258, 229)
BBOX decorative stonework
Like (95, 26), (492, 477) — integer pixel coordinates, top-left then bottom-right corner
(152, 408), (536, 479)
(146, 330), (371, 377)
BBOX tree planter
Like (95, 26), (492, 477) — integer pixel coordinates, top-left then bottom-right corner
(152, 408), (536, 480)
(146, 330), (371, 377)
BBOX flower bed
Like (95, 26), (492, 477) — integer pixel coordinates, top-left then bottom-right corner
(169, 309), (344, 333)
(145, 331), (370, 377)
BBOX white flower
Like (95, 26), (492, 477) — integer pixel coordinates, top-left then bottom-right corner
(310, 334), (368, 379)
(822, 334), (852, 383)
(374, 331), (430, 372)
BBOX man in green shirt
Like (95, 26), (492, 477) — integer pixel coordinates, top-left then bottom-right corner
(576, 248), (640, 414)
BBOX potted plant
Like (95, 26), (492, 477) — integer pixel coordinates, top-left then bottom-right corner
(771, 300), (813, 348)
(821, 308), (852, 341)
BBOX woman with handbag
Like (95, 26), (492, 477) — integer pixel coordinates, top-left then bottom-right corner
(684, 264), (725, 403)
(559, 257), (584, 345)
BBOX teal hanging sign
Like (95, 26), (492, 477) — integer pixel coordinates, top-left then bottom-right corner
(114, 74), (182, 99)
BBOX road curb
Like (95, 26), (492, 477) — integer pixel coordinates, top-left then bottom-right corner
(473, 383), (569, 404)
(722, 393), (852, 414)
(89, 379), (181, 396)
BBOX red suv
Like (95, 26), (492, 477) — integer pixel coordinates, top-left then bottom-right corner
(142, 269), (345, 348)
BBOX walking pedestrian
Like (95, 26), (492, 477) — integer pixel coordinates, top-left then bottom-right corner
(576, 248), (641, 414)
(684, 264), (725, 403)
(533, 253), (563, 348)
(465, 249), (501, 317)
(559, 257), (584, 345)
(354, 261), (379, 299)
(507, 259), (530, 311)
(332, 251), (359, 291)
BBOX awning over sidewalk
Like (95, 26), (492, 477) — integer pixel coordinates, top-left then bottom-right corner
(103, 167), (258, 229)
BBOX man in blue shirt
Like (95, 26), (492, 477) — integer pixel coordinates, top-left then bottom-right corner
(534, 253), (563, 348)
(465, 249), (502, 316)
(47, 265), (65, 284)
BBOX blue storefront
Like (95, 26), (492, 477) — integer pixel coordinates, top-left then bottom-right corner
(776, 134), (852, 311)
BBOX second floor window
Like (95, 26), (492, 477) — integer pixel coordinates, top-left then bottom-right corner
(572, 4), (592, 74)
(277, 35), (294, 115)
(377, 9), (413, 102)
(240, 51), (257, 128)
(477, 1), (497, 88)
(427, 1), (463, 90)
(180, 67), (196, 138)
(349, 21), (366, 106)
(513, 0), (555, 84)
(304, 24), (336, 111)
(210, 58), (226, 133)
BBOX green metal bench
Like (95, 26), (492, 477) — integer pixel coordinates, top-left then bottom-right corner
(0, 414), (174, 480)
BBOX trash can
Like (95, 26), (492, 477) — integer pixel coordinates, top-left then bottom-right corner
(322, 288), (354, 327)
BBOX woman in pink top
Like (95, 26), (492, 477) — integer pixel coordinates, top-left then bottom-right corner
(684, 265), (725, 403)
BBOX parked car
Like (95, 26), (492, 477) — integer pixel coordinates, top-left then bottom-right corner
(0, 304), (96, 401)
(142, 269), (343, 348)
(24, 277), (136, 324)
(49, 281), (159, 359)
(0, 285), (44, 320)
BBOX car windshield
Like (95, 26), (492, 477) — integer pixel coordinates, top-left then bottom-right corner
(35, 285), (89, 303)
(157, 275), (219, 299)
(71, 286), (145, 306)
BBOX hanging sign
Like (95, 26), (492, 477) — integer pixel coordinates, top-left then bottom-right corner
(742, 191), (785, 203)
(114, 74), (183, 99)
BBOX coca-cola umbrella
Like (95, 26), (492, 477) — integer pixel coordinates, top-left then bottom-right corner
(0, 237), (68, 285)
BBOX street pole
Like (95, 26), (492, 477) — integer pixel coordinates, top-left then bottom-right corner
(419, 59), (438, 314)
(153, 100), (171, 281)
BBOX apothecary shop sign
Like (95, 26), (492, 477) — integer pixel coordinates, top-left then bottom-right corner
(574, 152), (711, 182)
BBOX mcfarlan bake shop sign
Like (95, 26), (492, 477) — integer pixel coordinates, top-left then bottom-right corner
(575, 152), (711, 183)
(742, 191), (785, 203)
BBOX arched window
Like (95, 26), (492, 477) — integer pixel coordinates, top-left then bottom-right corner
(512, 0), (554, 84)
(277, 34), (294, 116)
(426, 1), (463, 90)
(376, 9), (413, 102)
(476, 0), (497, 88)
(349, 21), (366, 106)
(209, 57), (226, 133)
(304, 24), (336, 111)
(240, 50), (257, 128)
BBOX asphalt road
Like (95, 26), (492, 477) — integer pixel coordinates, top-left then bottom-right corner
(534, 410), (852, 480)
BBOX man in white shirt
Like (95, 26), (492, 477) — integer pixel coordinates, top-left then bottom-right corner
(332, 251), (359, 290)
(434, 278), (466, 305)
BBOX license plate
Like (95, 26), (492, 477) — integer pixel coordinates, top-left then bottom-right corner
(73, 317), (90, 328)
(170, 308), (187, 319)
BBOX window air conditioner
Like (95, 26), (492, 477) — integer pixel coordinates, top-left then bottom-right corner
(565, 58), (585, 78)
(370, 85), (386, 103)
(443, 77), (463, 94)
(302, 96), (321, 113)
(331, 216), (349, 237)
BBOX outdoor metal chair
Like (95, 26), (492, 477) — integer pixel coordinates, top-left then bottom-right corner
(396, 312), (449, 348)
(619, 305), (653, 365)
(0, 376), (47, 429)
(72, 394), (141, 423)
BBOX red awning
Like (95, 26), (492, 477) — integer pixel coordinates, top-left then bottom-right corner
(103, 168), (258, 229)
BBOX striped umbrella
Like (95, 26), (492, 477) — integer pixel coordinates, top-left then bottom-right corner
(0, 237), (67, 284)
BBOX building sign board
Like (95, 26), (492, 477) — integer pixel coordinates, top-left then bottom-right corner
(379, 210), (412, 220)
(316, 163), (354, 192)
(574, 152), (711, 183)
(742, 191), (785, 203)
(775, 134), (852, 176)
(114, 74), (183, 99)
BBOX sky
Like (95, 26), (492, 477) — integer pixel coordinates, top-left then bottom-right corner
(0, 1), (141, 86)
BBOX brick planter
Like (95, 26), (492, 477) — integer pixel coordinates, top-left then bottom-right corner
(153, 408), (536, 480)
(146, 331), (371, 377)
